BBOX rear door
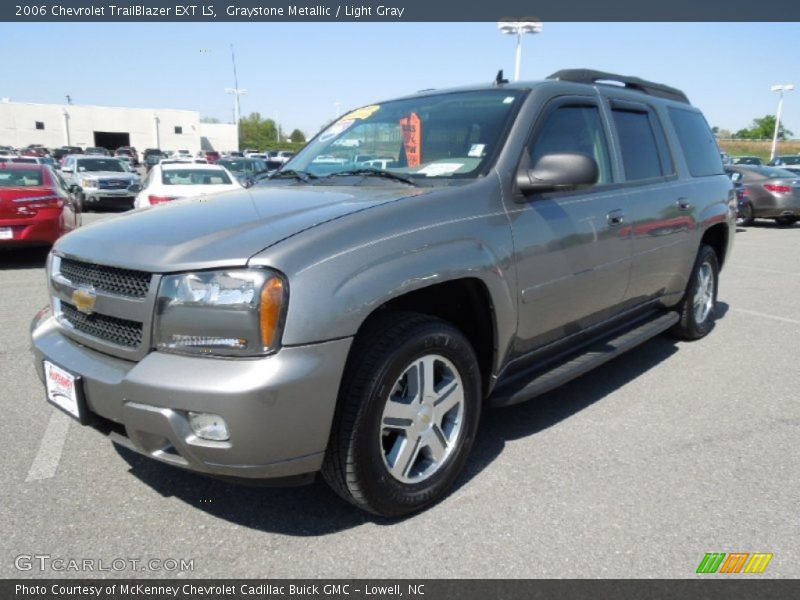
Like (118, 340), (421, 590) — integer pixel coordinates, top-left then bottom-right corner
(509, 95), (632, 354)
(605, 98), (694, 305)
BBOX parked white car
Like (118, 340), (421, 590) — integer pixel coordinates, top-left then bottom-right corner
(273, 150), (295, 163)
(134, 162), (242, 208)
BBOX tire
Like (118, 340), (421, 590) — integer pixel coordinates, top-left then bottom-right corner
(738, 203), (755, 226)
(322, 312), (482, 517)
(775, 216), (798, 226)
(671, 245), (719, 340)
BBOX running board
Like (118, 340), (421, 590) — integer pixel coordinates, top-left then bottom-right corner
(489, 312), (679, 408)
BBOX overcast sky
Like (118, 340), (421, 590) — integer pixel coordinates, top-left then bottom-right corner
(2, 22), (798, 137)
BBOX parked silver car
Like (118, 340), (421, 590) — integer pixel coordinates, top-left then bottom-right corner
(31, 70), (734, 516)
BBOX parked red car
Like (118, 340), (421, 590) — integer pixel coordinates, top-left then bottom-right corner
(0, 164), (79, 247)
(203, 150), (221, 163)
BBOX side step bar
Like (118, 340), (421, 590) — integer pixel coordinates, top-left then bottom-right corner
(489, 311), (679, 408)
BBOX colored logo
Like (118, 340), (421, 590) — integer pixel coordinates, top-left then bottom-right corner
(697, 552), (773, 574)
(71, 286), (97, 315)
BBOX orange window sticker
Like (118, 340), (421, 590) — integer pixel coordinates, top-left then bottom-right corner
(399, 112), (421, 168)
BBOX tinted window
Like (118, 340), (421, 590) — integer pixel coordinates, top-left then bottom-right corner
(668, 107), (724, 177)
(612, 109), (665, 180)
(530, 105), (612, 184)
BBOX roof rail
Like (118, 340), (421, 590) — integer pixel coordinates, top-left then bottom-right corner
(547, 69), (690, 104)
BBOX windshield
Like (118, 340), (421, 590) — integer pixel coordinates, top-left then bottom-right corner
(77, 158), (125, 172)
(754, 166), (798, 179)
(287, 89), (524, 182)
(0, 169), (44, 187)
(161, 169), (232, 185)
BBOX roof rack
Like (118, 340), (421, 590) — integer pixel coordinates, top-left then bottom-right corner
(547, 69), (690, 104)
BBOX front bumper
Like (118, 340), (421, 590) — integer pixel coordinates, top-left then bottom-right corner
(31, 309), (352, 480)
(82, 188), (136, 204)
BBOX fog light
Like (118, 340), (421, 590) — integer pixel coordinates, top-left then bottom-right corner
(188, 412), (230, 441)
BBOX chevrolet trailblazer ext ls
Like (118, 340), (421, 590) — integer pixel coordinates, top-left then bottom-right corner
(31, 70), (734, 516)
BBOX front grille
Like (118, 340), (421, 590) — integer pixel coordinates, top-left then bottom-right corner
(59, 258), (151, 299)
(61, 302), (143, 348)
(98, 179), (130, 190)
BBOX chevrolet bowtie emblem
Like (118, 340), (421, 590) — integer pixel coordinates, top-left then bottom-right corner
(72, 286), (97, 315)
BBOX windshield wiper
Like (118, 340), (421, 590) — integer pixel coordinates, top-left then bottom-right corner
(322, 168), (418, 186)
(268, 169), (317, 183)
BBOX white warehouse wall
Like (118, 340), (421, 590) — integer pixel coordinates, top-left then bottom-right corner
(198, 122), (239, 153)
(0, 101), (236, 153)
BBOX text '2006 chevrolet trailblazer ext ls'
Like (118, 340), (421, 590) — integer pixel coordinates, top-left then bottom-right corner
(31, 70), (735, 516)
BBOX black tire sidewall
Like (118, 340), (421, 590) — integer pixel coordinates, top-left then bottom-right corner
(682, 246), (719, 338)
(350, 322), (481, 516)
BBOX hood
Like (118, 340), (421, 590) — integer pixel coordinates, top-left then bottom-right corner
(55, 184), (428, 272)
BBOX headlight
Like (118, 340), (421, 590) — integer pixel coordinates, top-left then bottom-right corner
(81, 178), (96, 188)
(154, 269), (287, 357)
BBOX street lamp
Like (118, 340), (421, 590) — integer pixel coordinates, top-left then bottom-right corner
(770, 83), (794, 161)
(497, 20), (543, 82)
(226, 43), (247, 150)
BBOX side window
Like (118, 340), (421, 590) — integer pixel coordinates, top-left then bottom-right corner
(529, 104), (612, 185)
(611, 109), (666, 181)
(668, 107), (724, 177)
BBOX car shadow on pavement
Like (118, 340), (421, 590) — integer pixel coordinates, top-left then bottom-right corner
(0, 247), (49, 270)
(116, 319), (726, 535)
(460, 334), (682, 485)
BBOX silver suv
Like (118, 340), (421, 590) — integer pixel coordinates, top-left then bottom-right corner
(31, 70), (735, 516)
(60, 156), (140, 210)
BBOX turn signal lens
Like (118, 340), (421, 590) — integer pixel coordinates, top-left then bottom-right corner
(260, 276), (285, 348)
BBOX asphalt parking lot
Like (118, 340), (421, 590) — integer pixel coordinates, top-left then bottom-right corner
(1, 215), (798, 579)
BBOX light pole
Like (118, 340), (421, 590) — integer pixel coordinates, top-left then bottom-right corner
(770, 83), (794, 161)
(153, 114), (161, 149)
(497, 20), (543, 82)
(226, 44), (247, 150)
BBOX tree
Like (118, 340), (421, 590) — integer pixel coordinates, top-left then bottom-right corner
(735, 115), (793, 140)
(200, 116), (220, 124)
(239, 112), (278, 150)
(289, 129), (306, 143)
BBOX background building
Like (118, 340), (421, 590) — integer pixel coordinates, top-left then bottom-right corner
(0, 99), (238, 153)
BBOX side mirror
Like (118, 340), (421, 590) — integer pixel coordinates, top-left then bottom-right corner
(128, 183), (142, 194)
(70, 184), (82, 194)
(516, 153), (599, 195)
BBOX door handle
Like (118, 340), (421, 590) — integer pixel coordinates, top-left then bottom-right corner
(606, 209), (625, 226)
(677, 198), (693, 211)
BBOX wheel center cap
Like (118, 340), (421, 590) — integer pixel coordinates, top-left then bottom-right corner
(416, 404), (433, 430)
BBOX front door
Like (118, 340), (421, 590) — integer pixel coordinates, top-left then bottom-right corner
(508, 97), (632, 356)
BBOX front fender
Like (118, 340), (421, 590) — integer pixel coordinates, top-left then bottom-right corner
(270, 212), (517, 374)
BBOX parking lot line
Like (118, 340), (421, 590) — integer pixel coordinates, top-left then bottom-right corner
(25, 410), (70, 482)
(730, 265), (800, 277)
(730, 307), (800, 327)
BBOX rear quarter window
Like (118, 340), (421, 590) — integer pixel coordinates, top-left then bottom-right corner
(668, 107), (724, 177)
